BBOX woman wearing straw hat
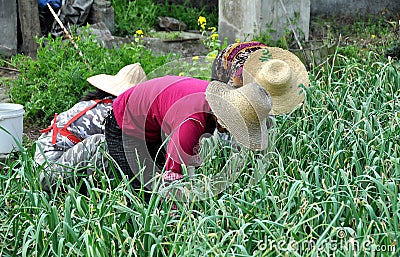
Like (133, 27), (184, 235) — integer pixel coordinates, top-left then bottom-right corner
(103, 75), (273, 192)
(212, 41), (309, 115)
(36, 63), (146, 192)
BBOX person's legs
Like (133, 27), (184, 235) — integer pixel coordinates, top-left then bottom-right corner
(40, 134), (107, 192)
(104, 111), (134, 180)
(105, 111), (166, 191)
(147, 140), (166, 171)
(105, 112), (163, 202)
(104, 112), (151, 187)
(123, 136), (166, 190)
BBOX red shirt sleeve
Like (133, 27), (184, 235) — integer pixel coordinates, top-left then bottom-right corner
(163, 116), (206, 181)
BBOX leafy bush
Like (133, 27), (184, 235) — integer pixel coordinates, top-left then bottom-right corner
(157, 1), (218, 31)
(111, 0), (218, 36)
(7, 29), (173, 124)
(111, 0), (161, 36)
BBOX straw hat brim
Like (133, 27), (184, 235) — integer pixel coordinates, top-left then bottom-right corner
(87, 63), (147, 96)
(243, 47), (309, 115)
(206, 81), (269, 150)
(87, 75), (133, 96)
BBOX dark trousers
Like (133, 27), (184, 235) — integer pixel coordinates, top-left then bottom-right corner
(104, 112), (166, 192)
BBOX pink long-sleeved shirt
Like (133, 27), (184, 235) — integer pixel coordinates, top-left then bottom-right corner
(113, 75), (212, 180)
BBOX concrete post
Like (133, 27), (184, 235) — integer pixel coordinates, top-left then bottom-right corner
(219, 0), (310, 44)
(218, 0), (262, 43)
(0, 0), (18, 56)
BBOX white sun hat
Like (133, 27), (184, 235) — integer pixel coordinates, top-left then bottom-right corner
(87, 63), (147, 96)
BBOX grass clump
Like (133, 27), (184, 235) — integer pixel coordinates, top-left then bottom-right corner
(1, 49), (399, 256)
(111, 0), (218, 36)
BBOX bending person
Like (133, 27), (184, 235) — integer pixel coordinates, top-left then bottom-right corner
(35, 63), (146, 192)
(104, 75), (273, 193)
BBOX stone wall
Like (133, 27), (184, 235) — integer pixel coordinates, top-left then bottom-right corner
(218, 0), (261, 43)
(310, 0), (400, 17)
(219, 0), (400, 45)
(87, 0), (115, 32)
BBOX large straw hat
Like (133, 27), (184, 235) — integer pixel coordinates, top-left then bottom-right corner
(87, 63), (147, 96)
(206, 81), (272, 150)
(242, 47), (309, 115)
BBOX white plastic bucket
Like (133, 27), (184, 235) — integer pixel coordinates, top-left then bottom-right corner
(0, 103), (25, 154)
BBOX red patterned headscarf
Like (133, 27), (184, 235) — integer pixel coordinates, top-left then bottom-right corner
(212, 41), (268, 87)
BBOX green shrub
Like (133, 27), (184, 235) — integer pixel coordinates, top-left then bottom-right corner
(157, 1), (218, 31)
(111, 0), (218, 36)
(111, 0), (161, 36)
(7, 29), (172, 124)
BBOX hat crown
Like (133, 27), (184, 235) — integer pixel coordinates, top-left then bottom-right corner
(236, 83), (272, 122)
(118, 64), (146, 85)
(242, 47), (309, 114)
(86, 63), (147, 96)
(260, 59), (292, 96)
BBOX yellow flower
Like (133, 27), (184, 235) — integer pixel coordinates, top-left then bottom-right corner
(208, 27), (216, 33)
(235, 38), (241, 43)
(211, 33), (219, 41)
(198, 16), (207, 26)
(178, 72), (184, 76)
(371, 34), (376, 39)
(192, 56), (199, 60)
(135, 29), (144, 35)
